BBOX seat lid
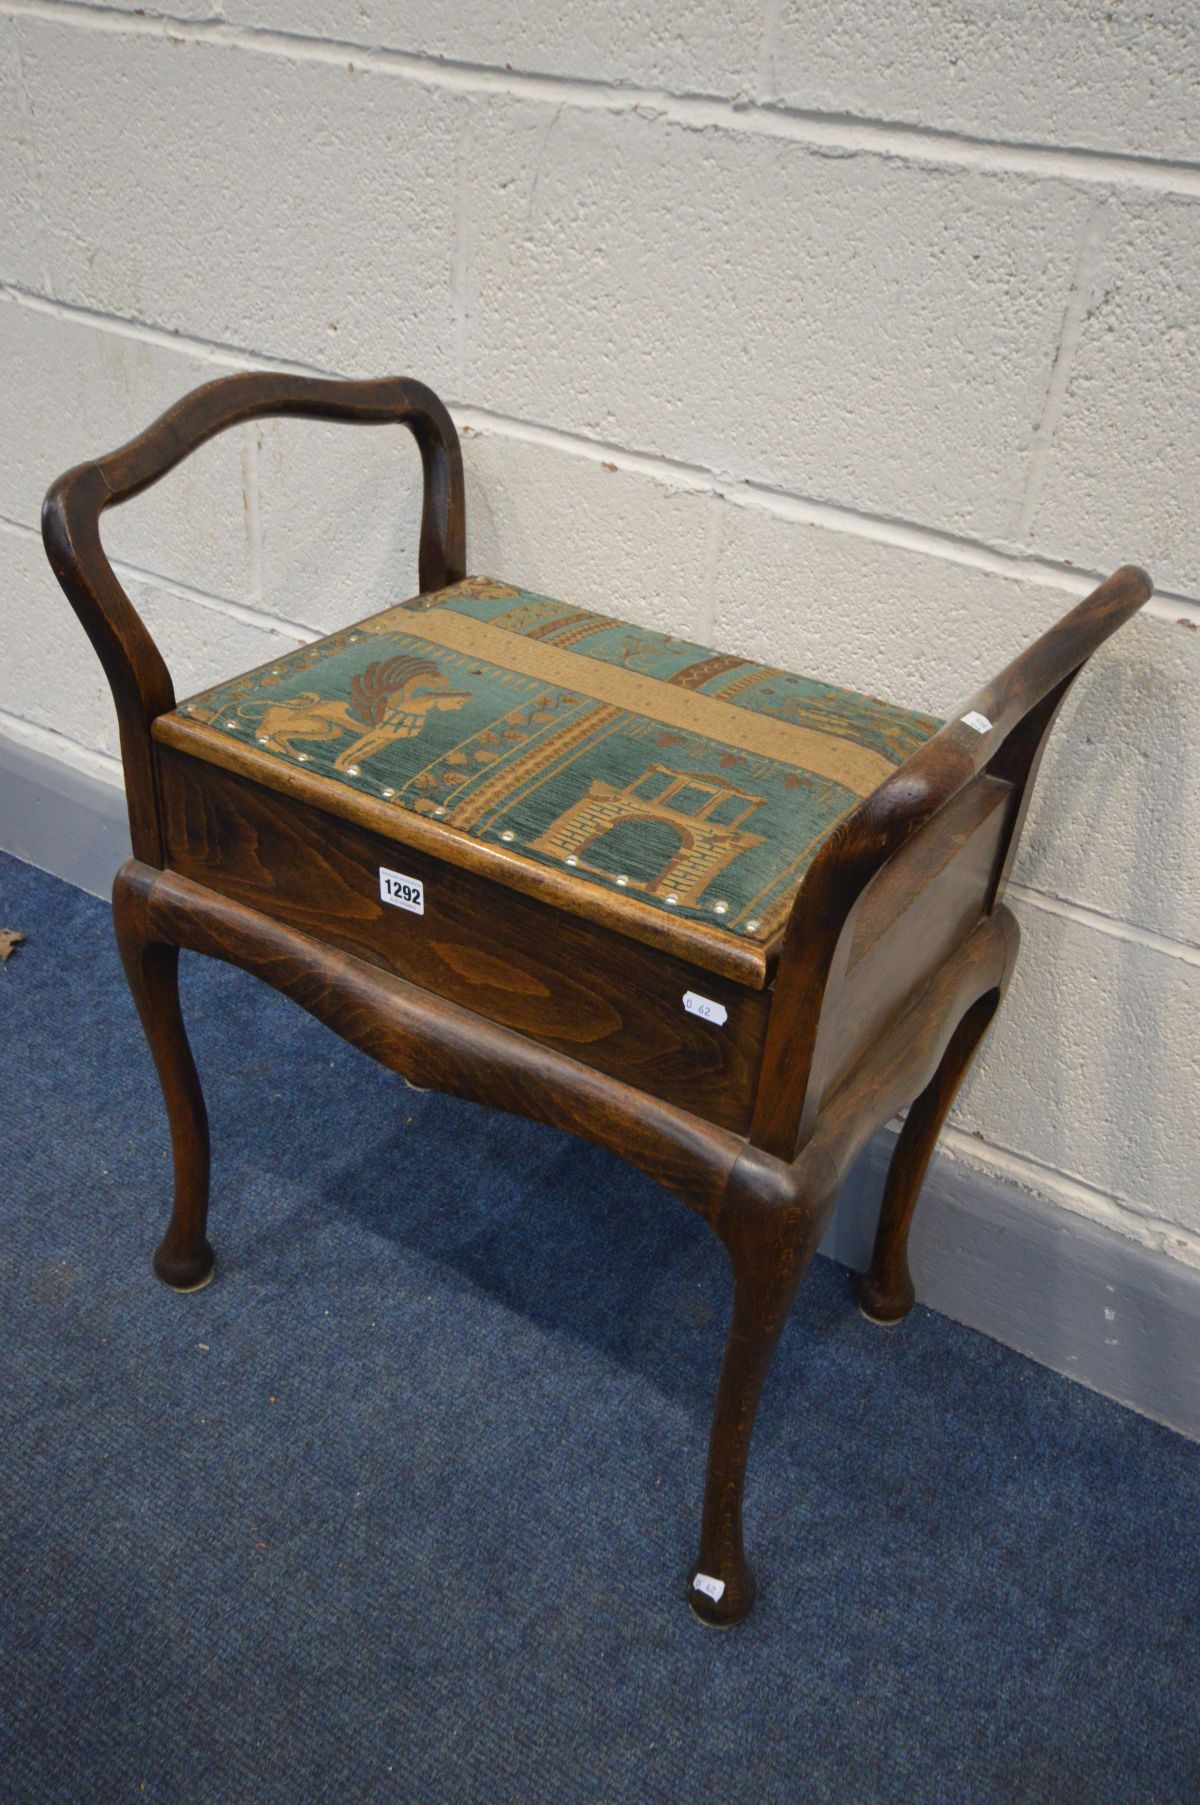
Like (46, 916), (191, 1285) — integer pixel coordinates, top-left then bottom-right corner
(155, 579), (941, 988)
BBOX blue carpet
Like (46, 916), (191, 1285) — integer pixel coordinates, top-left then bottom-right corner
(1, 847), (1197, 1804)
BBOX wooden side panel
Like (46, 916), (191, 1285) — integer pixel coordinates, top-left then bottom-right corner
(818, 774), (1013, 1098)
(156, 746), (768, 1132)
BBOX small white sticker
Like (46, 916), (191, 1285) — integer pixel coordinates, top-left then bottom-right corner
(961, 710), (993, 735)
(379, 868), (425, 915)
(683, 991), (728, 1027)
(692, 1572), (726, 1602)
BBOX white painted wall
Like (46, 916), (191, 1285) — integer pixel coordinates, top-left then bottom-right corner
(2, 3), (1198, 1269)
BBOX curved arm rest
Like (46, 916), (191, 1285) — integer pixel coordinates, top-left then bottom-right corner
(818, 562), (1152, 907)
(753, 563), (1152, 1159)
(42, 370), (465, 862)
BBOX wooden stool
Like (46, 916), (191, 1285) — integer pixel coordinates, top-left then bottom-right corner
(44, 372), (1152, 1625)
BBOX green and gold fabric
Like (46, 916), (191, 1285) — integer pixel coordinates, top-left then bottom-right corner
(181, 578), (942, 943)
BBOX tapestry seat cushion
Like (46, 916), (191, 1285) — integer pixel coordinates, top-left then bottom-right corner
(173, 578), (942, 948)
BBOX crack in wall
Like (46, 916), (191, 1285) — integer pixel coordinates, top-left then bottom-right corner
(1013, 197), (1113, 542)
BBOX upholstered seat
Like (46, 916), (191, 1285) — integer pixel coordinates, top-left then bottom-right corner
(160, 577), (941, 973)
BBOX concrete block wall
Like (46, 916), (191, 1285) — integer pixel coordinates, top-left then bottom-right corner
(2, 4), (1198, 1284)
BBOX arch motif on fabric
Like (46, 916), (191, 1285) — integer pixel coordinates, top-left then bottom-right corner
(529, 765), (766, 904)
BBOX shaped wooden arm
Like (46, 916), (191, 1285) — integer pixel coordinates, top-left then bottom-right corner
(752, 564), (1153, 1159)
(42, 370), (465, 863)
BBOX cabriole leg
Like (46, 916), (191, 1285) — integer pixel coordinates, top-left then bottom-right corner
(858, 987), (1001, 1327)
(112, 869), (214, 1292)
(688, 1190), (821, 1627)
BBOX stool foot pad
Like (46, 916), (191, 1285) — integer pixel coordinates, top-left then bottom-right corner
(856, 1273), (915, 1326)
(686, 1563), (756, 1626)
(153, 1241), (215, 1293)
